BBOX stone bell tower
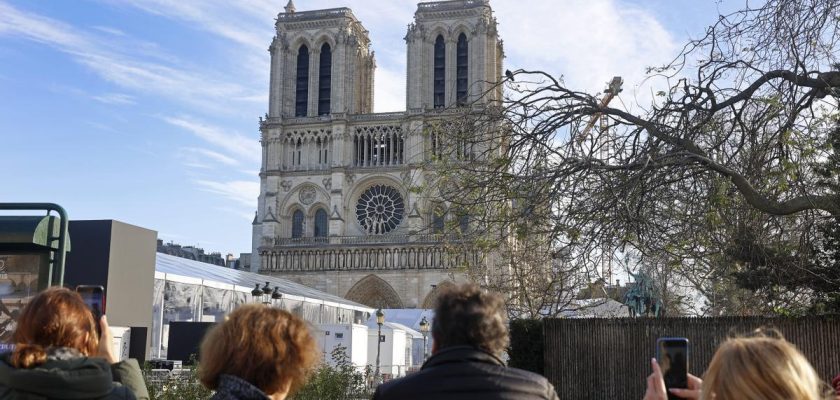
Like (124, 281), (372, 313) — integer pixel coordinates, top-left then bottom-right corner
(405, 0), (504, 111)
(267, 1), (375, 119)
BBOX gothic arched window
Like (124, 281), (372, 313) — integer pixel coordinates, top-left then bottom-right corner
(318, 43), (332, 115)
(293, 138), (302, 168)
(292, 209), (304, 238)
(456, 33), (468, 105)
(433, 35), (445, 108)
(432, 207), (445, 234)
(314, 208), (329, 237)
(458, 211), (470, 234)
(295, 45), (309, 117)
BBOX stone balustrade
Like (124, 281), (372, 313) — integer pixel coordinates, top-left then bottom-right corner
(259, 243), (479, 272)
(264, 234), (450, 248)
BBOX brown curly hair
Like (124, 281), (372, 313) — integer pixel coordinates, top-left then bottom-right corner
(432, 283), (509, 356)
(11, 287), (98, 368)
(198, 304), (319, 395)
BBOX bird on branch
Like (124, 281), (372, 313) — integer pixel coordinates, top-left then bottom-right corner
(505, 69), (515, 81)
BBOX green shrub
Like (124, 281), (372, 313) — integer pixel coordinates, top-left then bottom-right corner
(141, 346), (372, 400)
(142, 361), (212, 400)
(292, 344), (372, 400)
(508, 319), (544, 374)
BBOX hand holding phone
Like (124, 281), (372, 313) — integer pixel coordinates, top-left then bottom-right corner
(76, 285), (106, 332)
(656, 337), (689, 400)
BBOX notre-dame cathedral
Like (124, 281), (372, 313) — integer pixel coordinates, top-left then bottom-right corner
(251, 0), (503, 309)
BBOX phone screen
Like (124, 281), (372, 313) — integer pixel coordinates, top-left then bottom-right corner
(76, 286), (105, 324)
(657, 338), (689, 398)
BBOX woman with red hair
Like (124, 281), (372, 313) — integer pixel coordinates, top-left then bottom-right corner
(198, 304), (319, 399)
(0, 287), (149, 399)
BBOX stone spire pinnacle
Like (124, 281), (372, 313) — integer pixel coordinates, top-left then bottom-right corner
(284, 0), (296, 13)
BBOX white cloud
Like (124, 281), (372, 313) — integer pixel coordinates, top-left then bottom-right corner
(92, 92), (135, 105)
(0, 2), (90, 49)
(165, 116), (260, 163)
(91, 25), (126, 36)
(374, 66), (406, 112)
(107, 0), (271, 50)
(0, 2), (263, 113)
(194, 179), (259, 209)
(181, 147), (240, 167)
(216, 206), (256, 222)
(494, 0), (677, 110)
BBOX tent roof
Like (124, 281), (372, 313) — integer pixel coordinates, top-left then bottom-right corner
(155, 253), (372, 313)
(365, 309), (433, 338)
(365, 320), (423, 338)
(366, 308), (434, 333)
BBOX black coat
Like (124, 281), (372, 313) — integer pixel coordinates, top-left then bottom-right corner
(373, 346), (560, 400)
(210, 374), (270, 400)
(0, 353), (148, 400)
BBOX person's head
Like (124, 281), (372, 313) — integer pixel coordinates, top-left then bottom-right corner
(431, 283), (508, 357)
(832, 374), (840, 395)
(701, 332), (831, 400)
(199, 304), (318, 397)
(11, 287), (99, 368)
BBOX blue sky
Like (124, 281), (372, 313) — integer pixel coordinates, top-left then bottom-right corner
(0, 0), (737, 255)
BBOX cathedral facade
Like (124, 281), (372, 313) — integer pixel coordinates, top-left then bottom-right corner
(251, 0), (504, 309)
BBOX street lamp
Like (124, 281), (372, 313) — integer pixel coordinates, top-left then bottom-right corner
(251, 283), (263, 303)
(419, 316), (429, 362)
(261, 281), (272, 305)
(375, 308), (384, 384)
(271, 286), (283, 307)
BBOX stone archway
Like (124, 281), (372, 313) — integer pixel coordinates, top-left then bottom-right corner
(420, 280), (455, 309)
(345, 274), (404, 309)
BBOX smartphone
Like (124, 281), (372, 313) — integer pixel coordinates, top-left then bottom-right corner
(76, 285), (106, 331)
(656, 337), (689, 400)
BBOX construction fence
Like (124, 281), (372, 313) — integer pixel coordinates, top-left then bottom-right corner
(543, 316), (840, 400)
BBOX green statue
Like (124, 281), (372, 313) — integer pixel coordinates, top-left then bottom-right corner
(623, 271), (664, 317)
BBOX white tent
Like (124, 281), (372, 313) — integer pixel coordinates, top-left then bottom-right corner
(366, 321), (420, 378)
(152, 253), (372, 358)
(367, 309), (433, 367)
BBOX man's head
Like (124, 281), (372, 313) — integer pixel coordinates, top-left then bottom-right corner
(431, 283), (509, 357)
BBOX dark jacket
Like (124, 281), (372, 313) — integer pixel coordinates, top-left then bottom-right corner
(0, 353), (149, 400)
(373, 346), (559, 400)
(210, 374), (269, 400)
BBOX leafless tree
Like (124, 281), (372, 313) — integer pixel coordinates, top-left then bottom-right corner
(432, 0), (840, 315)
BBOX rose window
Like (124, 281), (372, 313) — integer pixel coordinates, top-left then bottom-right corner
(356, 185), (405, 234)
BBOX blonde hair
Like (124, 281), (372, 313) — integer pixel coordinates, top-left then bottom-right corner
(198, 305), (319, 395)
(701, 333), (832, 400)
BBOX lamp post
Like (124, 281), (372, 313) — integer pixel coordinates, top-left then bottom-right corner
(271, 286), (282, 307)
(251, 283), (263, 303)
(419, 316), (429, 362)
(375, 308), (384, 384)
(261, 281), (272, 305)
